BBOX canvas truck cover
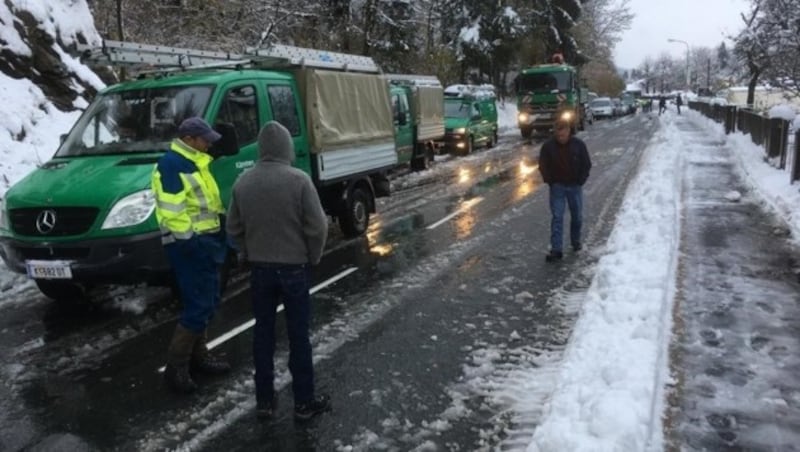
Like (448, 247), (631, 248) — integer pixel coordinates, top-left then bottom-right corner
(413, 85), (445, 142)
(293, 69), (395, 154)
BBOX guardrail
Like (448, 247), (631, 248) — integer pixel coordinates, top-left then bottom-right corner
(688, 101), (797, 182)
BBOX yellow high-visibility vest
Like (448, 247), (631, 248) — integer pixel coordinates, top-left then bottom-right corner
(151, 139), (223, 244)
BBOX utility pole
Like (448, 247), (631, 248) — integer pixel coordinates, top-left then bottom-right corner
(668, 38), (691, 90)
(706, 59), (711, 92)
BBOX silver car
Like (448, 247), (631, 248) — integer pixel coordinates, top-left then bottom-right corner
(590, 97), (614, 119)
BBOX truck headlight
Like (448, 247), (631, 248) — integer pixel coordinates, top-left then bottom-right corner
(559, 111), (574, 123)
(518, 113), (529, 123)
(453, 127), (466, 135)
(102, 189), (156, 230)
(0, 198), (7, 230)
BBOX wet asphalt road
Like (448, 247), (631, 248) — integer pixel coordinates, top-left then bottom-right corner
(0, 114), (656, 451)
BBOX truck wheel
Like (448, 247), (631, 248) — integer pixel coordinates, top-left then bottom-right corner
(487, 131), (497, 148)
(520, 127), (532, 139)
(35, 280), (88, 302)
(339, 188), (370, 237)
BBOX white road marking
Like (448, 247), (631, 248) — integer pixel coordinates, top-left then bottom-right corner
(425, 197), (484, 230)
(157, 266), (358, 372)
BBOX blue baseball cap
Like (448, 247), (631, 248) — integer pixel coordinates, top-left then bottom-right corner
(178, 117), (222, 143)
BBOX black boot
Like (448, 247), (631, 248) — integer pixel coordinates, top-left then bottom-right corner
(191, 330), (231, 375)
(545, 250), (563, 262)
(164, 325), (199, 394)
(294, 394), (331, 421)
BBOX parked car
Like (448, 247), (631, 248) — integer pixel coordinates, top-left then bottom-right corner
(590, 97), (614, 119)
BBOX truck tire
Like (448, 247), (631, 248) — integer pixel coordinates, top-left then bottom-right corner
(35, 280), (88, 302)
(487, 130), (498, 148)
(520, 127), (532, 139)
(339, 187), (370, 237)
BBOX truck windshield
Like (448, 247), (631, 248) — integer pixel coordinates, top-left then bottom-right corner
(444, 101), (471, 118)
(56, 85), (214, 157)
(516, 72), (572, 94)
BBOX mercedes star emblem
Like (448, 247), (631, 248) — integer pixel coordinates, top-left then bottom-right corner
(36, 209), (57, 234)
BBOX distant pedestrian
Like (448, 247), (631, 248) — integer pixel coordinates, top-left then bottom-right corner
(538, 116), (592, 262)
(152, 117), (231, 394)
(676, 93), (683, 115)
(658, 96), (667, 115)
(226, 121), (331, 421)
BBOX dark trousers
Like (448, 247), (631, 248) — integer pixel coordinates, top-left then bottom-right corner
(251, 263), (314, 406)
(549, 183), (583, 252)
(165, 234), (224, 333)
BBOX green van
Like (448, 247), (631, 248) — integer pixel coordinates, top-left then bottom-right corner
(440, 85), (498, 155)
(0, 41), (399, 301)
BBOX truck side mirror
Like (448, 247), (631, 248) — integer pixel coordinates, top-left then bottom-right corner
(396, 111), (407, 125)
(209, 122), (240, 158)
(59, 134), (68, 144)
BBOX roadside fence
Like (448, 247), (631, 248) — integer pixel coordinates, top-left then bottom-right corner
(688, 101), (798, 183)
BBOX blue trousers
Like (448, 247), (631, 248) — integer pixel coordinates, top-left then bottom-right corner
(549, 183), (583, 252)
(250, 263), (314, 406)
(165, 234), (225, 333)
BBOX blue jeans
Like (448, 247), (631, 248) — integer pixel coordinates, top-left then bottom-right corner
(250, 263), (314, 406)
(165, 233), (225, 333)
(549, 183), (583, 252)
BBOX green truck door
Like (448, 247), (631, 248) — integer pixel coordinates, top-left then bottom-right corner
(208, 82), (260, 208)
(264, 82), (312, 176)
(392, 89), (414, 164)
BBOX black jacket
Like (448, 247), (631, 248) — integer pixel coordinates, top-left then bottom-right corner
(538, 136), (592, 186)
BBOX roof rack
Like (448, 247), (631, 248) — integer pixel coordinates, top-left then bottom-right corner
(76, 39), (381, 74)
(444, 84), (496, 100)
(385, 74), (442, 87)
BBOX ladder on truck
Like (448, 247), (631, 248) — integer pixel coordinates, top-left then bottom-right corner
(385, 74), (442, 87)
(76, 39), (381, 73)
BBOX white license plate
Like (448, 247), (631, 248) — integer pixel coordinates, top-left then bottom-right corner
(25, 260), (73, 279)
(537, 113), (552, 119)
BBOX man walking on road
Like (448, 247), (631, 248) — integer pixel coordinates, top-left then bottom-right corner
(538, 117), (592, 262)
(152, 117), (231, 394)
(226, 121), (331, 421)
(658, 96), (667, 115)
(676, 93), (684, 115)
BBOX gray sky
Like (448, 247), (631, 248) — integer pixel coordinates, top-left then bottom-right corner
(613, 0), (750, 69)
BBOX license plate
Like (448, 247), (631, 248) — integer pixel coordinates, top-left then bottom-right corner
(25, 260), (73, 279)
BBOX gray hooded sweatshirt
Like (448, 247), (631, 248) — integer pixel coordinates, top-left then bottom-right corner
(226, 121), (328, 265)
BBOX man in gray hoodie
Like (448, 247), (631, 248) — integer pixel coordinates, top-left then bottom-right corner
(226, 121), (330, 421)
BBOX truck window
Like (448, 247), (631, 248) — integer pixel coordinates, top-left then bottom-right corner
(55, 85), (214, 157)
(216, 85), (258, 145)
(516, 72), (571, 94)
(472, 104), (481, 119)
(267, 85), (301, 136)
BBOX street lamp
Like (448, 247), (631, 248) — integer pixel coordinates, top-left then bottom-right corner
(668, 38), (691, 90)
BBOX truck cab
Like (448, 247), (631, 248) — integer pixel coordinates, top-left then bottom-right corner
(514, 63), (585, 138)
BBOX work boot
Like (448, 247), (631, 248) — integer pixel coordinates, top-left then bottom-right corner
(164, 325), (199, 394)
(545, 250), (563, 262)
(191, 330), (231, 375)
(294, 394), (332, 421)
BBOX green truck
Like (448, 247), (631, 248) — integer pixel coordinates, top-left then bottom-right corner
(514, 60), (585, 138)
(0, 41), (403, 301)
(386, 75), (445, 170)
(440, 85), (499, 155)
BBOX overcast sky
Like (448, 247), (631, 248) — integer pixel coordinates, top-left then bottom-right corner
(613, 0), (750, 70)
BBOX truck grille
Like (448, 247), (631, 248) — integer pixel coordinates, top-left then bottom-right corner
(14, 246), (90, 260)
(9, 207), (99, 237)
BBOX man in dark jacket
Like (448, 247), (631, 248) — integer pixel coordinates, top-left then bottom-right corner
(538, 117), (592, 262)
(226, 121), (330, 421)
(676, 93), (683, 115)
